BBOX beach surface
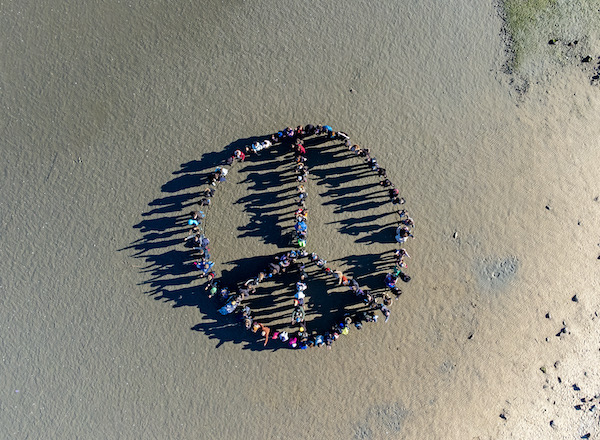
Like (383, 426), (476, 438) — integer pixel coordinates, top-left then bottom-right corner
(1, 1), (600, 438)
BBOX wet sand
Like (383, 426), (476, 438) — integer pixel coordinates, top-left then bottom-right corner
(1, 0), (600, 439)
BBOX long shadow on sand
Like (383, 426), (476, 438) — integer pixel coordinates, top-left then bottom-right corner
(121, 131), (407, 351)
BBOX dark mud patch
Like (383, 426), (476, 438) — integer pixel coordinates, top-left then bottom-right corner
(495, 0), (600, 95)
(353, 402), (409, 440)
(476, 256), (519, 291)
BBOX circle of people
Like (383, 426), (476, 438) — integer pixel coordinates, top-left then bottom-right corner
(184, 124), (415, 350)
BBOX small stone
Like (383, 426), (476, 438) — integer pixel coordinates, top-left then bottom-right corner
(582, 56), (593, 63)
(499, 413), (507, 420)
(558, 376), (562, 383)
(545, 312), (551, 319)
(540, 366), (547, 374)
(554, 361), (560, 368)
(468, 333), (473, 340)
(453, 231), (458, 239)
(572, 295), (579, 302)
(573, 384), (581, 391)
(545, 205), (551, 210)
(549, 420), (555, 428)
(575, 404), (582, 410)
(548, 39), (558, 45)
(581, 434), (590, 439)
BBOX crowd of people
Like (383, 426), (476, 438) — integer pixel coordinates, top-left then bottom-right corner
(182, 124), (415, 349)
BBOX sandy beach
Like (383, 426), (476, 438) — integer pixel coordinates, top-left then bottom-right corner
(1, 0), (600, 438)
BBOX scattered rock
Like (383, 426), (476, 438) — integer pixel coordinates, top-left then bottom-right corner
(572, 295), (579, 302)
(575, 404), (582, 410)
(573, 384), (581, 391)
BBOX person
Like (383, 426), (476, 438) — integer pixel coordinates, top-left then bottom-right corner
(202, 187), (215, 198)
(291, 306), (305, 325)
(284, 127), (294, 138)
(279, 331), (289, 342)
(294, 290), (306, 306)
(315, 334), (324, 347)
(336, 131), (350, 142)
(234, 149), (245, 162)
(259, 324), (270, 346)
(333, 270), (348, 285)
(385, 273), (397, 288)
(324, 332), (334, 349)
(380, 304), (391, 323)
(395, 226), (413, 244)
(395, 248), (410, 259)
(383, 293), (392, 307)
(204, 272), (217, 289)
(400, 216), (415, 227)
(238, 286), (251, 300)
(268, 262), (281, 276)
(392, 287), (402, 300)
(339, 323), (349, 336)
(218, 299), (238, 315)
(251, 322), (270, 346)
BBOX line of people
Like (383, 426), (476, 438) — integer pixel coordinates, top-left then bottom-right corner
(184, 123), (413, 349)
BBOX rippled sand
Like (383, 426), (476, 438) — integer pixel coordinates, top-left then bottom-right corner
(1, 1), (600, 439)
